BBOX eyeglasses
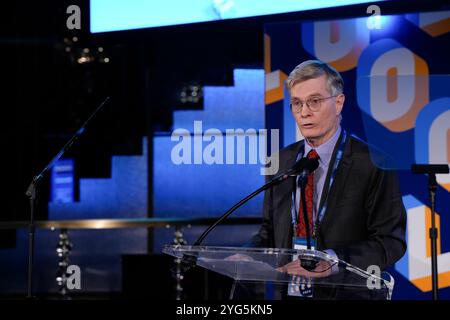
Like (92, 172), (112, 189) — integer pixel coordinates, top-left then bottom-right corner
(290, 95), (339, 113)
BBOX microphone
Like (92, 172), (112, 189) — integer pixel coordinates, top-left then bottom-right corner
(177, 157), (320, 273)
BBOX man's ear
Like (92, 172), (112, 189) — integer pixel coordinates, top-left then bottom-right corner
(335, 93), (345, 115)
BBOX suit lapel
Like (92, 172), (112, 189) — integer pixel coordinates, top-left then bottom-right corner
(318, 129), (344, 212)
(318, 137), (354, 232)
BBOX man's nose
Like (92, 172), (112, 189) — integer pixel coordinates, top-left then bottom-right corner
(300, 105), (312, 118)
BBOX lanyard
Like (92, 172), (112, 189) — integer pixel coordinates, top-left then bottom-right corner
(290, 130), (347, 237)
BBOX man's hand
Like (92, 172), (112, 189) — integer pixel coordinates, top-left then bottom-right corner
(276, 259), (333, 278)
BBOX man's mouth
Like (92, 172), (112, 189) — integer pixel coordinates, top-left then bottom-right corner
(301, 123), (315, 129)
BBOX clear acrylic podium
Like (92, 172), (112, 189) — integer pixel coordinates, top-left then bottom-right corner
(163, 245), (394, 300)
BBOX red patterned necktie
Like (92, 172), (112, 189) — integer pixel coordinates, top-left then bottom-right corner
(297, 149), (320, 237)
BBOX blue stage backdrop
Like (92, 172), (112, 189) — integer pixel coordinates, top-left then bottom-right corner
(263, 10), (450, 299)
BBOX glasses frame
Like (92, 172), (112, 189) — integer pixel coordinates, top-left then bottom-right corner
(290, 94), (340, 113)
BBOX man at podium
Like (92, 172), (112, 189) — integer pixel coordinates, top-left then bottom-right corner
(248, 60), (407, 299)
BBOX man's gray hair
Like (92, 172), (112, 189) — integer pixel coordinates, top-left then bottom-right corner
(286, 60), (344, 95)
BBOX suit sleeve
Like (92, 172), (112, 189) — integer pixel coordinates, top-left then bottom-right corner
(333, 166), (407, 271)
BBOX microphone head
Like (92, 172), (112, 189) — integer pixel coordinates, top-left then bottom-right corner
(290, 157), (319, 175)
(305, 157), (319, 173)
(291, 157), (309, 173)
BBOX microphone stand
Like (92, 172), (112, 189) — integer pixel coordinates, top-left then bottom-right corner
(179, 181), (275, 273)
(193, 167), (300, 246)
(178, 158), (319, 273)
(411, 164), (449, 301)
(428, 173), (439, 301)
(25, 97), (110, 299)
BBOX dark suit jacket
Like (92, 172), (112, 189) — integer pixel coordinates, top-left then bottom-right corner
(250, 133), (407, 271)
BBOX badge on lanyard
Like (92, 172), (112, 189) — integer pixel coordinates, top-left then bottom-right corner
(288, 237), (317, 298)
(292, 236), (317, 251)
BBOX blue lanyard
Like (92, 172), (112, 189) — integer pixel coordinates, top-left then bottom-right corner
(290, 130), (347, 237)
